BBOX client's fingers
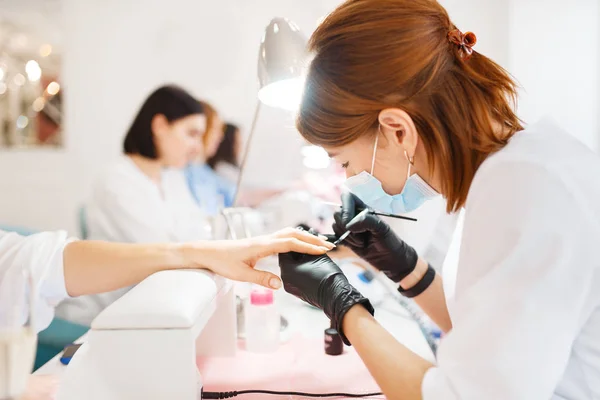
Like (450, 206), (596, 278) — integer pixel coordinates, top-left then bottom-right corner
(271, 237), (331, 255)
(235, 264), (282, 290)
(273, 228), (335, 250)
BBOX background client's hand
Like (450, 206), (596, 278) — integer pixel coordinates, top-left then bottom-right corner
(279, 251), (374, 344)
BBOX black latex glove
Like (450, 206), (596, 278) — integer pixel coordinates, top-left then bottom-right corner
(279, 251), (374, 345)
(332, 192), (419, 283)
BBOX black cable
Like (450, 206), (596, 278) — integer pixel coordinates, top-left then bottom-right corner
(203, 389), (383, 399)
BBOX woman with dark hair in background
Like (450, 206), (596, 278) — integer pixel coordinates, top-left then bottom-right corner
(207, 122), (241, 185)
(56, 85), (214, 325)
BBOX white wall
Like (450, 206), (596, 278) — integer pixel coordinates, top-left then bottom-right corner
(0, 0), (598, 235)
(508, 0), (600, 151)
(444, 0), (600, 151)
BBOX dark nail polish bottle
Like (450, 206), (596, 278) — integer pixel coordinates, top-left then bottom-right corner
(324, 324), (344, 356)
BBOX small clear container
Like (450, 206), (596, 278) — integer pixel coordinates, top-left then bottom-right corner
(244, 288), (280, 353)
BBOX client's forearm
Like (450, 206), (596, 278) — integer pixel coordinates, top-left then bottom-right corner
(62, 241), (187, 297)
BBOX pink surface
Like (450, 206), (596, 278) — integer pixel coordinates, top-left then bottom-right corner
(197, 335), (384, 399)
(22, 375), (59, 400)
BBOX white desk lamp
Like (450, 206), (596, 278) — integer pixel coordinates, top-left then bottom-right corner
(256, 18), (307, 111)
(232, 17), (308, 209)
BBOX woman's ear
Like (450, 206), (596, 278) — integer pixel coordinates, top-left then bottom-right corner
(151, 114), (169, 138)
(378, 108), (418, 157)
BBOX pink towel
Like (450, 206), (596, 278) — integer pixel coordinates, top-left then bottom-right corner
(197, 335), (383, 399)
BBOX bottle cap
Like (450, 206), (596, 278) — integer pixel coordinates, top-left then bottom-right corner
(250, 289), (274, 306)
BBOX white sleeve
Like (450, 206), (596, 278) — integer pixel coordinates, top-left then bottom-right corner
(0, 230), (76, 332)
(90, 177), (172, 244)
(422, 162), (599, 399)
(420, 210), (460, 271)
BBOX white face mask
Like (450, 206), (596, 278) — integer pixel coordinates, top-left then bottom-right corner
(344, 130), (439, 214)
(0, 271), (38, 400)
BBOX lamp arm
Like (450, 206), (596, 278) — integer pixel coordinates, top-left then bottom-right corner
(233, 100), (262, 206)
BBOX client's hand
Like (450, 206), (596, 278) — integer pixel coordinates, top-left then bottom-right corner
(187, 228), (334, 290)
(279, 252), (374, 344)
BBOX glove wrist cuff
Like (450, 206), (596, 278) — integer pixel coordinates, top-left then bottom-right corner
(335, 298), (374, 346)
(327, 277), (374, 346)
(397, 263), (436, 298)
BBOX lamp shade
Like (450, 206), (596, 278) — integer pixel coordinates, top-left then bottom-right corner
(257, 18), (308, 110)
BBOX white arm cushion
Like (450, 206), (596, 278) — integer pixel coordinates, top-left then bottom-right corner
(91, 270), (223, 330)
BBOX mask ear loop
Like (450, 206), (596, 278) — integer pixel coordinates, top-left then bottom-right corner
(371, 127), (380, 175)
(404, 150), (415, 179)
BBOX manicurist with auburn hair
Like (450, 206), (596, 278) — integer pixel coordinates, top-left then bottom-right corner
(278, 1), (600, 399)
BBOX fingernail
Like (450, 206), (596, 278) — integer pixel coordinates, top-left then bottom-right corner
(318, 234), (328, 240)
(320, 246), (332, 252)
(270, 278), (282, 289)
